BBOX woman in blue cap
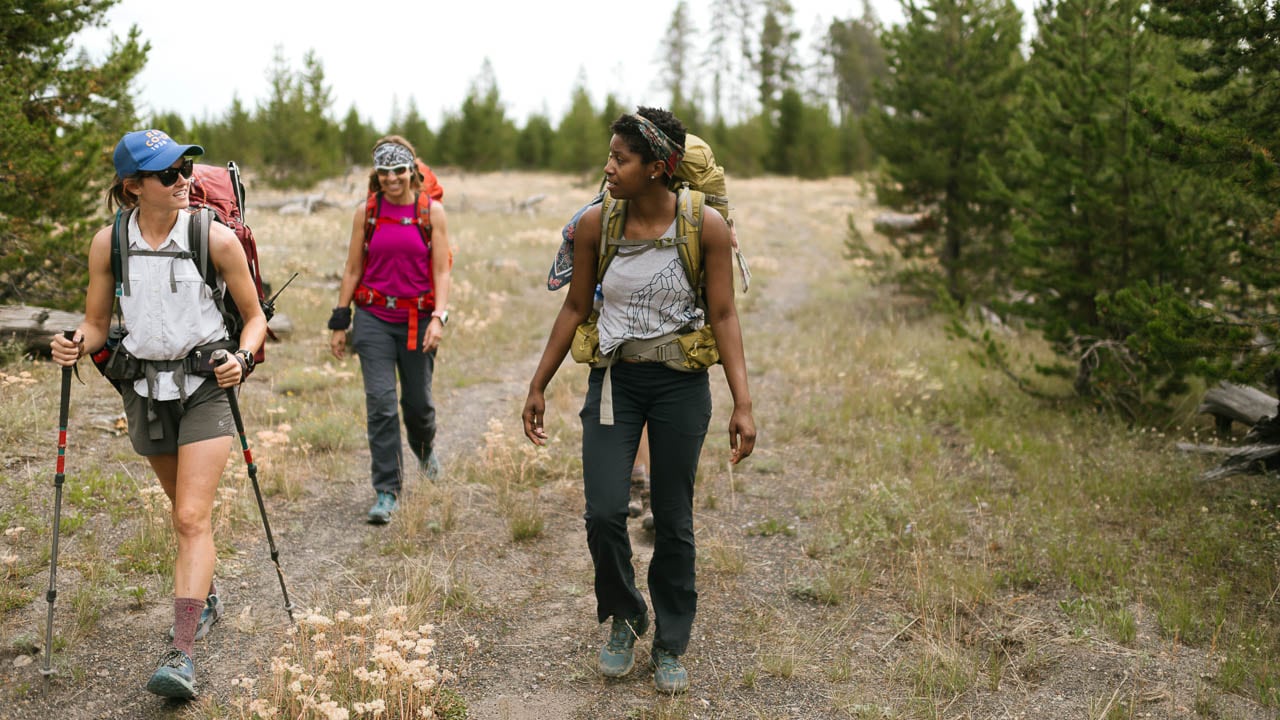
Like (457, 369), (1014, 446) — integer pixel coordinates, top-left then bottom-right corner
(50, 129), (266, 699)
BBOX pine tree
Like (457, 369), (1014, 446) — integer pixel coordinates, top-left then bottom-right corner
(756, 0), (800, 120)
(339, 105), (378, 167)
(552, 80), (607, 175)
(1143, 0), (1280, 387)
(437, 60), (515, 171)
(515, 113), (555, 169)
(995, 0), (1241, 406)
(825, 12), (887, 121)
(392, 99), (435, 161)
(0, 0), (147, 306)
(659, 0), (701, 125)
(863, 0), (1024, 302)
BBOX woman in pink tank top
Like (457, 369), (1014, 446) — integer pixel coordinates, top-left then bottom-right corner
(328, 136), (453, 524)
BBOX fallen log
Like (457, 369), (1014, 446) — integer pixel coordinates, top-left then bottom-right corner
(1183, 381), (1280, 480)
(1, 303), (293, 359)
(0, 304), (84, 358)
(1197, 380), (1277, 433)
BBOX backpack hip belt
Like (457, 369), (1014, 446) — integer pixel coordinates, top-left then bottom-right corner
(609, 331), (686, 366)
(100, 338), (236, 439)
(353, 284), (435, 350)
(593, 329), (709, 426)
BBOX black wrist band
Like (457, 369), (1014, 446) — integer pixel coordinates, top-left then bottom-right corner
(234, 352), (249, 383)
(328, 306), (352, 331)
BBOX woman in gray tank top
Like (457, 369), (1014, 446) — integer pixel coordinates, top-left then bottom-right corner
(522, 107), (756, 694)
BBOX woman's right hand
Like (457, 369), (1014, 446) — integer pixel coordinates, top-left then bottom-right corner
(522, 391), (547, 446)
(330, 329), (347, 360)
(49, 332), (82, 368)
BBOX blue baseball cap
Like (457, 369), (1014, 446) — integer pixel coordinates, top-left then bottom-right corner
(112, 129), (204, 177)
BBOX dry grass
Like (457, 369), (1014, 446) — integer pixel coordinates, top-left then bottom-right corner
(1, 173), (1278, 718)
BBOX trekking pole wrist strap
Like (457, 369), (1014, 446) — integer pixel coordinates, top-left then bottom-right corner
(328, 306), (352, 331)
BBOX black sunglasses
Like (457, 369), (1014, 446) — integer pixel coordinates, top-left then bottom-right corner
(140, 158), (195, 186)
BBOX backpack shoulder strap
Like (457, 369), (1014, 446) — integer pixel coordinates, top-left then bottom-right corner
(415, 191), (433, 244)
(674, 188), (705, 290)
(188, 208), (217, 293)
(111, 208), (133, 297)
(363, 192), (381, 245)
(598, 194), (626, 280)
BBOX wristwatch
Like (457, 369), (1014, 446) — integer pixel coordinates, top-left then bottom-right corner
(431, 309), (449, 326)
(234, 348), (256, 372)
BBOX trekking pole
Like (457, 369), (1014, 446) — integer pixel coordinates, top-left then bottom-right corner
(212, 350), (296, 622)
(41, 329), (75, 677)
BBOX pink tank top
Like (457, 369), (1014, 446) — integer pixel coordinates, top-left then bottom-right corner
(361, 197), (434, 324)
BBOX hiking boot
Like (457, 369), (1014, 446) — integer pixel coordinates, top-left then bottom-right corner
(651, 646), (689, 694)
(598, 611), (649, 677)
(421, 452), (442, 482)
(145, 648), (196, 699)
(168, 593), (223, 641)
(367, 491), (398, 524)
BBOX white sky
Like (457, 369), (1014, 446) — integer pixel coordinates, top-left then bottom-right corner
(76, 0), (913, 129)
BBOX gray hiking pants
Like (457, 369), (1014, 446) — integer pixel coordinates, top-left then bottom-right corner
(351, 308), (437, 496)
(580, 362), (711, 656)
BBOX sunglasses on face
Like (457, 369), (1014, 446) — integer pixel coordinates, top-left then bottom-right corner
(376, 164), (412, 177)
(141, 158), (195, 186)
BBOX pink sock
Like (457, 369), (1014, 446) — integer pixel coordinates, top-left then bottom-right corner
(172, 597), (204, 655)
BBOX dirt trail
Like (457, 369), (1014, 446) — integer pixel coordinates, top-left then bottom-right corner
(1, 174), (1270, 720)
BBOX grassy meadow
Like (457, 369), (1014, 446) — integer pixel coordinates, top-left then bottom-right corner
(0, 171), (1277, 718)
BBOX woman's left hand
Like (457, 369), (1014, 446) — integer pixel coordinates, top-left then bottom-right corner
(728, 405), (756, 465)
(423, 318), (444, 353)
(214, 352), (245, 388)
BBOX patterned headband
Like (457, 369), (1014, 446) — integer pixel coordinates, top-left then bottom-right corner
(373, 143), (414, 168)
(631, 114), (684, 178)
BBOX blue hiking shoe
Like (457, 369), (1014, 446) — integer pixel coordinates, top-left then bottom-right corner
(421, 452), (442, 481)
(367, 491), (398, 524)
(598, 612), (648, 677)
(145, 648), (196, 699)
(168, 593), (223, 641)
(651, 646), (690, 693)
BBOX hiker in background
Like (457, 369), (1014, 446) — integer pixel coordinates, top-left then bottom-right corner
(49, 129), (267, 699)
(522, 107), (756, 693)
(329, 135), (452, 525)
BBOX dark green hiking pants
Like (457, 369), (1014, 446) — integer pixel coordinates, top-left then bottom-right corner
(580, 362), (711, 656)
